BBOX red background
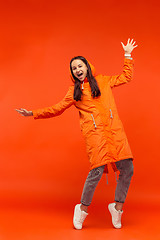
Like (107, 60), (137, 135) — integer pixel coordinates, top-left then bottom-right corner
(0, 0), (160, 211)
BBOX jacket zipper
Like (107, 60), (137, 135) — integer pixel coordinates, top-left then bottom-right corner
(82, 81), (84, 90)
(110, 109), (113, 119)
(91, 114), (97, 129)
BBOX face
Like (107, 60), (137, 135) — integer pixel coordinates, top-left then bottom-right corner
(71, 59), (88, 82)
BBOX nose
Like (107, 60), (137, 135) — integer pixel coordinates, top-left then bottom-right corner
(76, 70), (81, 74)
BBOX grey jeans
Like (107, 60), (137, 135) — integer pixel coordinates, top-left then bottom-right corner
(81, 158), (134, 206)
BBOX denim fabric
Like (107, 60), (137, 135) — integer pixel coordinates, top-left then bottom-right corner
(114, 158), (134, 203)
(80, 159), (134, 206)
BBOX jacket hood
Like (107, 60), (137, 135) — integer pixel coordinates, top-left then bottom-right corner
(70, 59), (96, 83)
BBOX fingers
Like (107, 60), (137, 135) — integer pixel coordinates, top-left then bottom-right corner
(130, 39), (134, 44)
(122, 38), (138, 55)
(126, 38), (138, 48)
(19, 113), (25, 116)
(131, 40), (137, 47)
(124, 38), (135, 46)
(121, 42), (125, 48)
(15, 109), (21, 113)
(15, 110), (24, 116)
(128, 38), (134, 44)
(16, 108), (27, 112)
(15, 108), (27, 116)
(15, 108), (24, 113)
(133, 44), (138, 48)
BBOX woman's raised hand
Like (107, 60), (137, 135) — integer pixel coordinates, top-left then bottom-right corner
(15, 108), (33, 117)
(121, 38), (138, 54)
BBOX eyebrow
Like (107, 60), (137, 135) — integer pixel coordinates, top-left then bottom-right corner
(72, 64), (82, 68)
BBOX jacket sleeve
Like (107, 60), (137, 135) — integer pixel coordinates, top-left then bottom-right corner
(103, 58), (134, 88)
(32, 86), (74, 119)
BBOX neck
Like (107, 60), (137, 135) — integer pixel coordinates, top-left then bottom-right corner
(83, 77), (88, 83)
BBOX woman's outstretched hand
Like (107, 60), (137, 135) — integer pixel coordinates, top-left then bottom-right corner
(15, 108), (33, 117)
(121, 38), (138, 54)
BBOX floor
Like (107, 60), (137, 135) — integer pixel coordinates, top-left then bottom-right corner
(0, 202), (159, 240)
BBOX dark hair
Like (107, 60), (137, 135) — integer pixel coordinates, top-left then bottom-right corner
(70, 56), (101, 101)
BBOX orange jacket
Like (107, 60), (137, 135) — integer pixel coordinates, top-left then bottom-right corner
(32, 58), (134, 173)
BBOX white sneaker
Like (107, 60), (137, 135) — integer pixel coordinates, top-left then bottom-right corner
(73, 204), (88, 230)
(108, 203), (123, 229)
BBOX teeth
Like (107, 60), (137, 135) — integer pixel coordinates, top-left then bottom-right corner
(78, 73), (83, 77)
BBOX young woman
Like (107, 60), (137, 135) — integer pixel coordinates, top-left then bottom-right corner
(16, 38), (138, 230)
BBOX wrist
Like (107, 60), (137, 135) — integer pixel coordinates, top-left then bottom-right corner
(125, 56), (133, 60)
(124, 52), (131, 57)
(29, 111), (33, 116)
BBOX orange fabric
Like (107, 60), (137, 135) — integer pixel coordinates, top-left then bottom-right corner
(32, 58), (134, 173)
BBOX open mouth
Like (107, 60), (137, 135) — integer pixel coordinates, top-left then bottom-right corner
(77, 72), (83, 78)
